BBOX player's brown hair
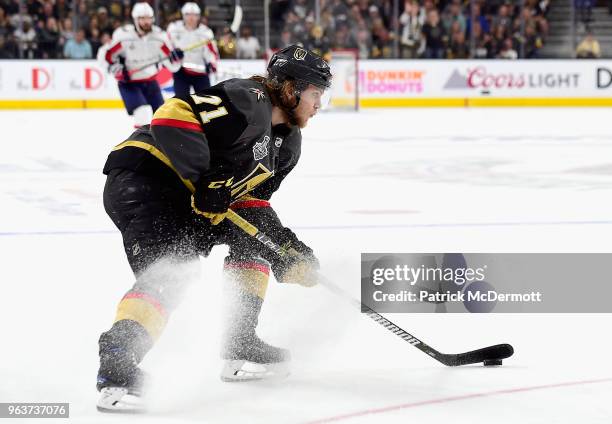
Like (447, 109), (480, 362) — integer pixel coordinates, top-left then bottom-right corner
(250, 75), (299, 123)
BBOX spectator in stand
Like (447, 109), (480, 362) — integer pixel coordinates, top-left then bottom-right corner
(400, 0), (424, 58)
(1, 0), (19, 16)
(331, 0), (350, 22)
(522, 24), (543, 58)
(75, 1), (90, 32)
(356, 27), (372, 59)
(37, 16), (60, 58)
(96, 6), (113, 35)
(331, 21), (357, 50)
(473, 26), (494, 58)
(305, 24), (331, 61)
(442, 0), (466, 36)
(0, 33), (19, 58)
(54, 0), (71, 21)
(421, 9), (446, 58)
(0, 7), (15, 37)
(319, 8), (336, 35)
(285, 10), (307, 45)
(236, 25), (260, 59)
(576, 29), (601, 58)
(90, 27), (103, 56)
(271, 0), (291, 30)
(64, 28), (92, 58)
(26, 0), (44, 22)
(498, 37), (518, 59)
(466, 3), (489, 38)
(370, 16), (393, 58)
(10, 3), (33, 28)
(217, 26), (236, 59)
(274, 28), (293, 49)
(491, 3), (512, 36)
(448, 21), (469, 58)
(14, 20), (36, 58)
(60, 17), (74, 42)
(290, 0), (312, 20)
(489, 24), (506, 57)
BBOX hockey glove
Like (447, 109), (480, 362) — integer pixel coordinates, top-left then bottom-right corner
(169, 48), (184, 63)
(272, 228), (320, 287)
(109, 62), (130, 82)
(192, 172), (234, 225)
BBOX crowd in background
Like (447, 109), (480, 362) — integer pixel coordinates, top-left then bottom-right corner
(271, 0), (551, 59)
(0, 0), (608, 60)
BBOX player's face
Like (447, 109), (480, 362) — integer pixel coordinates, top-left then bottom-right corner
(137, 17), (153, 33)
(294, 85), (325, 129)
(184, 13), (199, 29)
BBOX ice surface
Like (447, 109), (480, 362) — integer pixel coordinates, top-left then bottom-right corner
(1, 108), (611, 423)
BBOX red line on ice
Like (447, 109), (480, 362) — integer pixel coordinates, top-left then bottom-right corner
(305, 377), (612, 424)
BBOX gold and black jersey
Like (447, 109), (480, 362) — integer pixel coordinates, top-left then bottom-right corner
(103, 78), (302, 204)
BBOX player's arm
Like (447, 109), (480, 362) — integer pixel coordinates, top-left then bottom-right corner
(203, 28), (220, 73)
(158, 30), (182, 73)
(150, 90), (248, 224)
(101, 27), (130, 80)
(228, 198), (319, 287)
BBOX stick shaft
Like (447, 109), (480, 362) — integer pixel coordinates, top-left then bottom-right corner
(127, 40), (208, 76)
(225, 210), (513, 366)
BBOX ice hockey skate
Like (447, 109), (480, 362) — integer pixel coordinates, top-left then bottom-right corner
(220, 280), (291, 382)
(96, 321), (151, 413)
(221, 332), (291, 382)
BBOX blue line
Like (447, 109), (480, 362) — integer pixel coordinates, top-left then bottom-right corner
(1, 220), (612, 237)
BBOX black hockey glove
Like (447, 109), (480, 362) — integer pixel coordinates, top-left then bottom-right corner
(272, 228), (320, 287)
(169, 48), (184, 63)
(191, 171), (234, 225)
(110, 56), (130, 82)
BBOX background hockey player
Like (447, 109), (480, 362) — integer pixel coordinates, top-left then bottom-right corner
(96, 45), (332, 412)
(167, 2), (219, 97)
(99, 2), (184, 127)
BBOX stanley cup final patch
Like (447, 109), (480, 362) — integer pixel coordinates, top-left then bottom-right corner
(293, 48), (307, 60)
(253, 136), (270, 160)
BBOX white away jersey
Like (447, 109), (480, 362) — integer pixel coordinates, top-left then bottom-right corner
(101, 24), (180, 82)
(167, 21), (219, 75)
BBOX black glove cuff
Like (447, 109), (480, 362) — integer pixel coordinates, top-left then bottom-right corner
(193, 173), (234, 214)
(270, 228), (319, 280)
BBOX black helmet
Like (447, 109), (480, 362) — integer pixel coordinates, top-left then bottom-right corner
(267, 45), (332, 90)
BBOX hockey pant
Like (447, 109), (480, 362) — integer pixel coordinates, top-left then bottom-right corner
(100, 169), (299, 363)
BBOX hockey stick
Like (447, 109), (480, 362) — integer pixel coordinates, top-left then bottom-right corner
(230, 3), (243, 34)
(226, 209), (514, 367)
(126, 40), (209, 76)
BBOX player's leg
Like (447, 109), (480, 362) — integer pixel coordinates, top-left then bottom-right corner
(117, 81), (150, 128)
(191, 73), (211, 93)
(142, 80), (165, 114)
(219, 196), (316, 381)
(172, 68), (191, 98)
(97, 169), (202, 408)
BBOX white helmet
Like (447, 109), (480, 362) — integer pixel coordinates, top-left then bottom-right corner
(131, 2), (154, 21)
(181, 2), (201, 16)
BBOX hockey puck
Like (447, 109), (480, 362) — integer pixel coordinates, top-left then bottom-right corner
(483, 359), (503, 366)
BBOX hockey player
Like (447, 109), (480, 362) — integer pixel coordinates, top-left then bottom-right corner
(100, 2), (184, 127)
(166, 2), (219, 97)
(96, 45), (332, 412)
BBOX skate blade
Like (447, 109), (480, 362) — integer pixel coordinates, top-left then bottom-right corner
(96, 387), (147, 414)
(220, 360), (290, 382)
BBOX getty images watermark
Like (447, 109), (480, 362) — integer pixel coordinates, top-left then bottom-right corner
(361, 254), (612, 313)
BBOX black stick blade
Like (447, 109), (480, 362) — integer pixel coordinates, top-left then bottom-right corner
(442, 343), (514, 366)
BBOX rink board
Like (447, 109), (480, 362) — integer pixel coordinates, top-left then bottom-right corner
(0, 59), (611, 108)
